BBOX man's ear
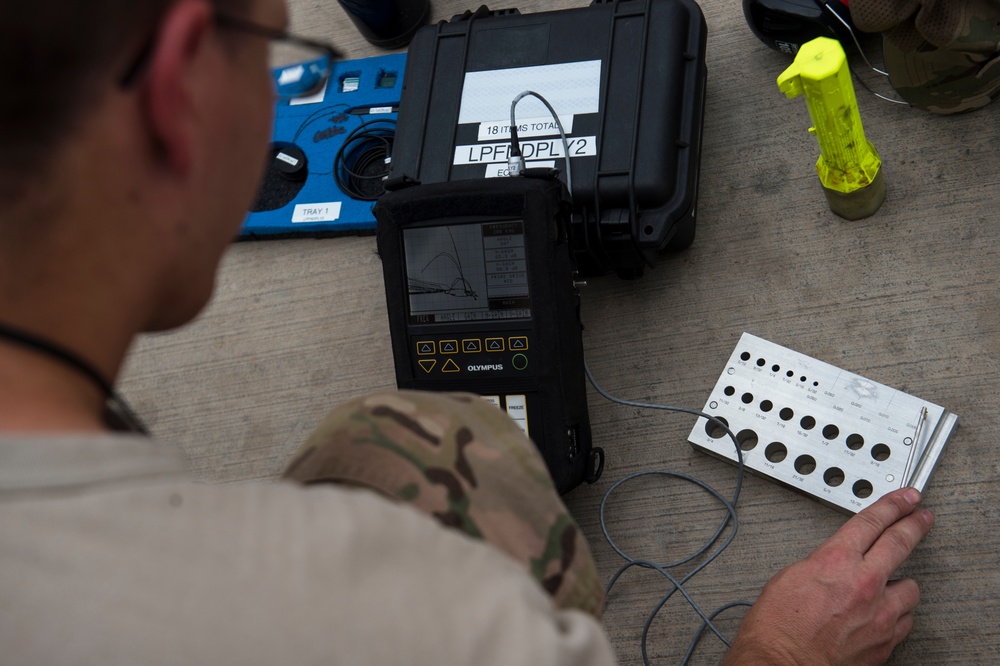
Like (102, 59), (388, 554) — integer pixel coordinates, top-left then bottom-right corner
(141, 0), (215, 174)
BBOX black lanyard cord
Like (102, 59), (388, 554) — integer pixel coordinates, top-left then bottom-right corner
(0, 322), (149, 435)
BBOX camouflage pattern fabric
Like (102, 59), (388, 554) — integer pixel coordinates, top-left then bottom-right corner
(852, 0), (1000, 113)
(282, 390), (604, 618)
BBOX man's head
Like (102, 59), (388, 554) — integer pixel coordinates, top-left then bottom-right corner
(0, 0), (284, 333)
(0, 2), (167, 201)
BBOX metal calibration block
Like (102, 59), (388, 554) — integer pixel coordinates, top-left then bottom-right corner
(688, 333), (958, 513)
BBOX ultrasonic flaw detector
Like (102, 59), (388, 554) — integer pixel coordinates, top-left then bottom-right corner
(375, 175), (603, 493)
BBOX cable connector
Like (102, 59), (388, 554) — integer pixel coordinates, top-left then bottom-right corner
(509, 90), (573, 194)
(507, 114), (524, 177)
(507, 153), (524, 177)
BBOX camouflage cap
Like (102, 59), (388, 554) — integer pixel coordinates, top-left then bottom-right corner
(851, 0), (1000, 113)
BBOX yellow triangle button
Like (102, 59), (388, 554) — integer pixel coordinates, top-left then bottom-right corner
(442, 358), (461, 373)
(418, 359), (437, 374)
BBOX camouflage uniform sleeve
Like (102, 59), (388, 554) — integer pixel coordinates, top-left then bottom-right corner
(283, 389), (606, 617)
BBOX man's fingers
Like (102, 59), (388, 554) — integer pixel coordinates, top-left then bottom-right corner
(891, 611), (916, 654)
(884, 577), (921, 617)
(832, 488), (923, 555)
(866, 505), (935, 574)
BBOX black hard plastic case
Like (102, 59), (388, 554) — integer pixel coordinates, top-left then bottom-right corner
(387, 0), (708, 278)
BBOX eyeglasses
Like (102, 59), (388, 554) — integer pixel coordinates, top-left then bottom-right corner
(120, 12), (343, 101)
(216, 14), (343, 100)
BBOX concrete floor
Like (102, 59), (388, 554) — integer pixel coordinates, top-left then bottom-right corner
(121, 0), (1000, 663)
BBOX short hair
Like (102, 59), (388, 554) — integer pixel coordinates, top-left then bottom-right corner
(0, 3), (165, 191)
(0, 0), (246, 202)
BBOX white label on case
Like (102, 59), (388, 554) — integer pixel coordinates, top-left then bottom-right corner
(454, 136), (596, 166)
(459, 61), (601, 124)
(477, 116), (575, 141)
(292, 202), (342, 223)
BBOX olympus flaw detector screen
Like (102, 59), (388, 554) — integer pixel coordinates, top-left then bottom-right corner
(403, 220), (531, 324)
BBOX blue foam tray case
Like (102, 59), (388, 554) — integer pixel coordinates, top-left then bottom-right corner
(240, 53), (406, 239)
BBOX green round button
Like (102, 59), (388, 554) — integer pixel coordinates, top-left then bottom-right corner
(512, 353), (528, 371)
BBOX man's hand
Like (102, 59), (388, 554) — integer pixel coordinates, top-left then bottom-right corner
(722, 487), (935, 666)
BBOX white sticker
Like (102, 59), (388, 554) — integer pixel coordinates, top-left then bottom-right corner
(505, 394), (526, 410)
(459, 61), (601, 125)
(289, 80), (329, 106)
(454, 136), (596, 165)
(368, 106), (394, 114)
(504, 394), (529, 434)
(292, 202), (342, 223)
(484, 161), (555, 178)
(276, 152), (300, 166)
(481, 396), (502, 408)
(477, 115), (574, 142)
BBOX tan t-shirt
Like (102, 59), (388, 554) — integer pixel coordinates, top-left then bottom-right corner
(0, 435), (617, 665)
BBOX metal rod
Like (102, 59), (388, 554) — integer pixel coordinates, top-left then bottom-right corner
(901, 406), (928, 487)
